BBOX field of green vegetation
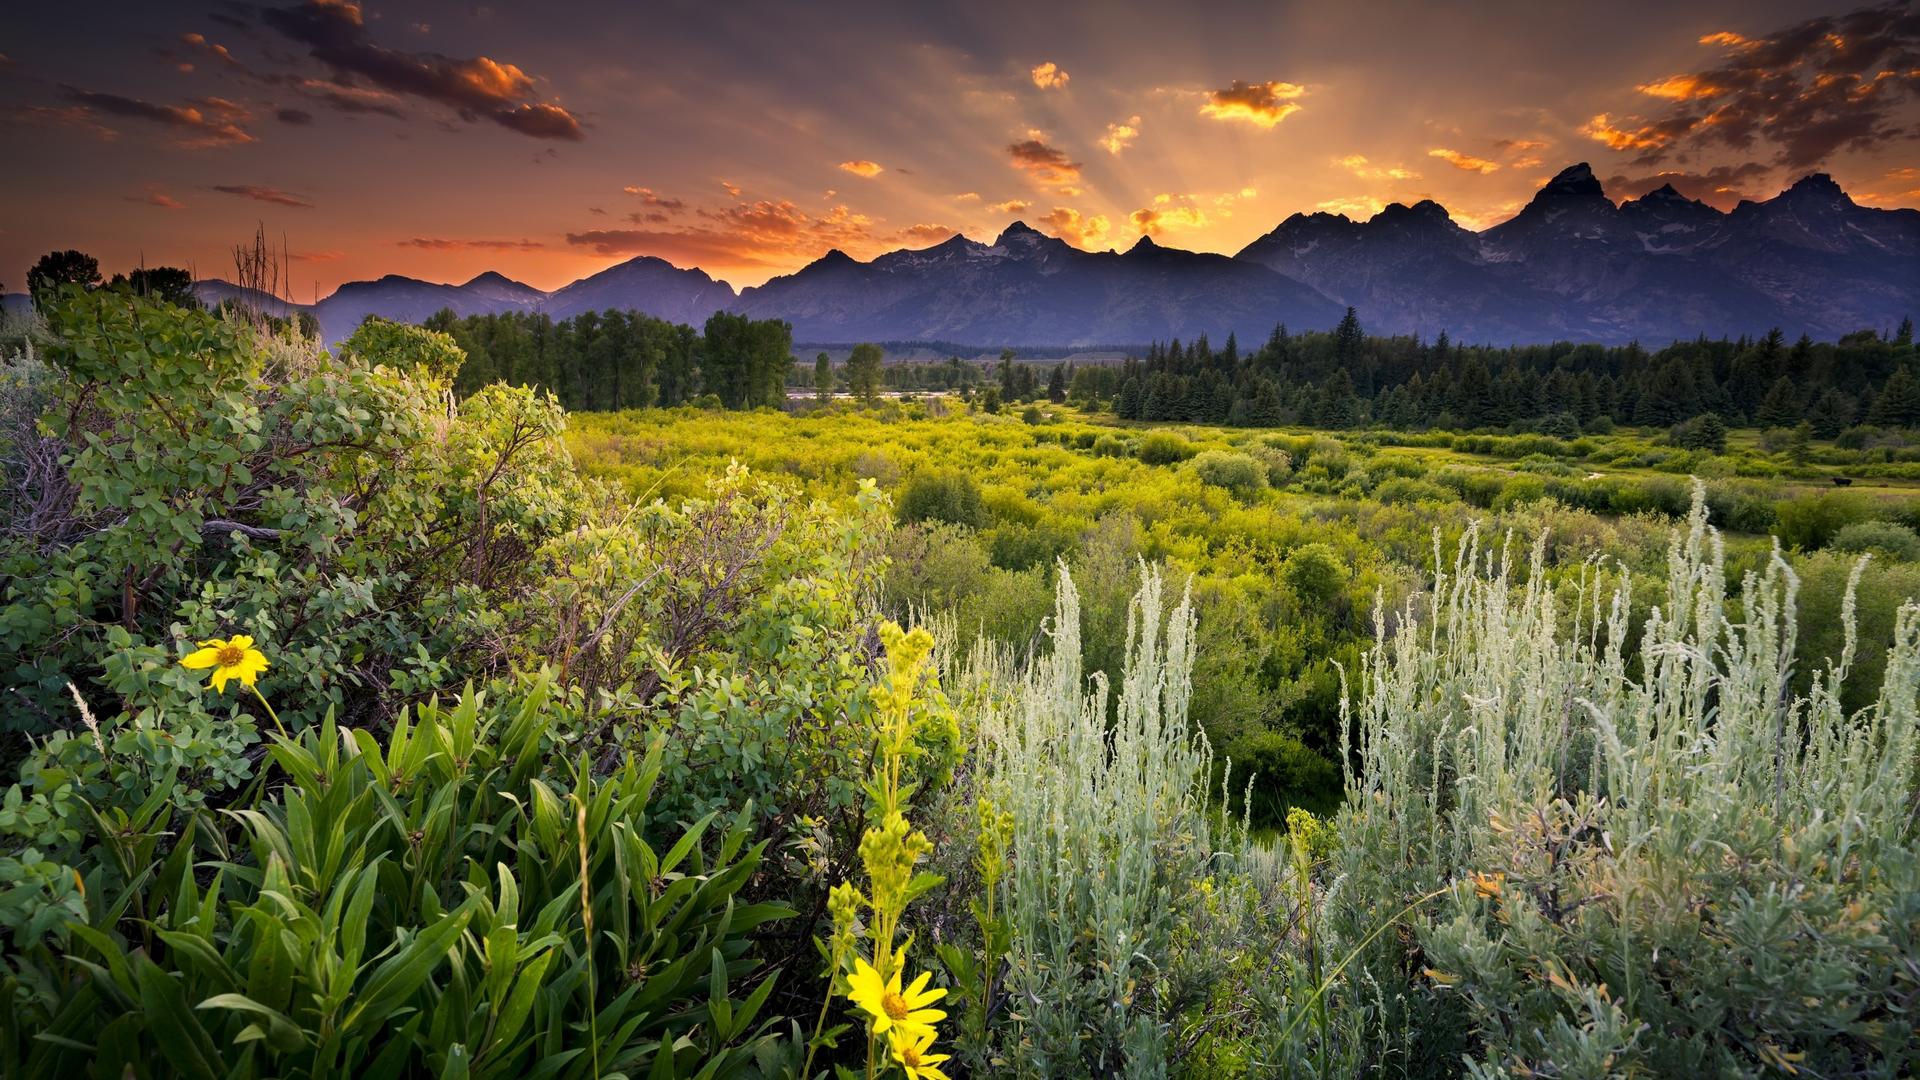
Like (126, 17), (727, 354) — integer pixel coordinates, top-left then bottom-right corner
(3, 283), (1919, 1078)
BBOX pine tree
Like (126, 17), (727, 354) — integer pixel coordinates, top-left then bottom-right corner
(1755, 376), (1801, 428)
(1868, 366), (1920, 428)
(1808, 389), (1855, 438)
(1046, 363), (1066, 403)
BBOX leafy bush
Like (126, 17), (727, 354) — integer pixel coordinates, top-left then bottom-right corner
(1221, 730), (1339, 825)
(1190, 450), (1267, 498)
(2, 676), (796, 1078)
(896, 469), (988, 528)
(1772, 491), (1872, 550)
(1334, 488), (1920, 1076)
(1136, 432), (1195, 465)
(1831, 519), (1920, 561)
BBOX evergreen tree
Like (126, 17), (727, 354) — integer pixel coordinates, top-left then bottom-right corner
(1808, 389), (1855, 438)
(1755, 376), (1801, 429)
(1046, 363), (1066, 404)
(1868, 366), (1920, 428)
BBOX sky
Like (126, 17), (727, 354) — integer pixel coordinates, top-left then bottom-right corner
(4, 1), (1918, 296)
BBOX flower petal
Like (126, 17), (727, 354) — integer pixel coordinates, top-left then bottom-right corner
(181, 648), (221, 670)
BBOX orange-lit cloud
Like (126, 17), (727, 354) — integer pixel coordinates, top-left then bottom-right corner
(1637, 74), (1719, 101)
(623, 186), (685, 212)
(953, 192), (981, 201)
(57, 87), (253, 147)
(289, 249), (345, 262)
(838, 159), (885, 178)
(987, 199), (1032, 214)
(1337, 154), (1419, 180)
(213, 184), (312, 207)
(1037, 207), (1109, 249)
(1579, 113), (1675, 153)
(1130, 203), (1210, 236)
(262, 0), (583, 139)
(138, 191), (185, 209)
(1100, 115), (1141, 155)
(1030, 61), (1069, 89)
(1316, 195), (1388, 218)
(1199, 79), (1305, 128)
(1427, 148), (1499, 173)
(897, 223), (958, 245)
(1007, 136), (1082, 187)
(399, 237), (548, 251)
(566, 199), (880, 273)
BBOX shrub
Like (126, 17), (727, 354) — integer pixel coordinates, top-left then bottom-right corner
(1831, 519), (1920, 561)
(1282, 543), (1346, 606)
(1190, 450), (1268, 498)
(1669, 412), (1728, 453)
(1373, 476), (1452, 506)
(896, 469), (988, 528)
(1136, 431), (1195, 465)
(1222, 730), (1339, 826)
(1772, 491), (1872, 549)
(1333, 487), (1920, 1076)
(1091, 434), (1130, 457)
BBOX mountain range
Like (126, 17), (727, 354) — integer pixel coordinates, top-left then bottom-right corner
(8, 164), (1911, 348)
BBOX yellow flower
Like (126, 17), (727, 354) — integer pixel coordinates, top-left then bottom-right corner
(181, 635), (270, 693)
(1471, 870), (1505, 900)
(888, 1028), (952, 1080)
(846, 957), (946, 1040)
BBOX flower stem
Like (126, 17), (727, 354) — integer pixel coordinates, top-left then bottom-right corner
(250, 685), (288, 739)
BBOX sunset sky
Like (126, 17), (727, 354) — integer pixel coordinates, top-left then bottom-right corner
(4, 1), (1918, 296)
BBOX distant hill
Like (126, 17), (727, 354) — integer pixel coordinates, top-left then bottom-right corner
(169, 163), (1913, 348)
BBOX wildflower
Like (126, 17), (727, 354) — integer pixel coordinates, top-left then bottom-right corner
(181, 635), (270, 692)
(1471, 870), (1505, 899)
(846, 956), (946, 1040)
(888, 1028), (953, 1080)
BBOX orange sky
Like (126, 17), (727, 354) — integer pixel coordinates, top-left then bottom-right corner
(4, 1), (1917, 296)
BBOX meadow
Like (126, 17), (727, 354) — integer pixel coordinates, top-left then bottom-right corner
(2, 289), (1918, 1078)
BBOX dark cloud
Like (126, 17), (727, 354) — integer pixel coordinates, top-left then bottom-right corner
(623, 186), (686, 212)
(260, 0), (584, 140)
(567, 200), (878, 268)
(1592, 3), (1920, 168)
(1604, 163), (1772, 209)
(277, 107), (314, 124)
(213, 184), (313, 208)
(1007, 138), (1082, 187)
(59, 86), (253, 146)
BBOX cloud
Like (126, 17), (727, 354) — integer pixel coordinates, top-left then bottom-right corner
(1030, 61), (1069, 89)
(897, 224), (959, 245)
(1337, 154), (1420, 181)
(1857, 164), (1920, 205)
(1494, 138), (1549, 153)
(1427, 147), (1500, 173)
(1100, 116), (1141, 155)
(3, 104), (120, 140)
(1199, 79), (1305, 128)
(720, 180), (742, 198)
(58, 86), (253, 147)
(623, 186), (685, 212)
(566, 199), (879, 269)
(277, 107), (314, 124)
(289, 249), (344, 262)
(127, 190), (185, 209)
(1007, 136), (1082, 186)
(1037, 207), (1109, 249)
(838, 159), (884, 178)
(261, 0), (583, 139)
(1593, 4), (1920, 168)
(954, 191), (981, 201)
(986, 199), (1032, 214)
(1129, 204), (1210, 236)
(398, 237), (547, 250)
(178, 32), (248, 72)
(1316, 195), (1389, 218)
(1602, 163), (1773, 209)
(213, 184), (313, 207)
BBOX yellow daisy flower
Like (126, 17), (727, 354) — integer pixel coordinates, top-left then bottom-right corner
(846, 957), (946, 1040)
(888, 1028), (952, 1080)
(181, 635), (270, 693)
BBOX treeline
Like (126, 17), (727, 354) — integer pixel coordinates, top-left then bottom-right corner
(423, 307), (795, 411)
(1085, 310), (1920, 433)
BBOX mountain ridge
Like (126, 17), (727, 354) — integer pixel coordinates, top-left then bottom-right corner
(174, 164), (1915, 347)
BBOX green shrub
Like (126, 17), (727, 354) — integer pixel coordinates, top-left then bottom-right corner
(1282, 543), (1346, 606)
(1190, 450), (1267, 498)
(1, 676), (796, 1078)
(1831, 519), (1920, 561)
(1772, 491), (1872, 550)
(1136, 431), (1195, 465)
(1222, 730), (1339, 826)
(896, 469), (988, 528)
(1091, 434), (1129, 457)
(1373, 476), (1452, 505)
